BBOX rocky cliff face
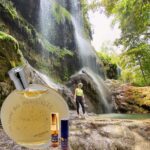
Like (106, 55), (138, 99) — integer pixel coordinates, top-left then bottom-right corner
(0, 0), (81, 109)
(10, 0), (40, 26)
(0, 31), (24, 107)
(0, 0), (80, 82)
(10, 0), (77, 50)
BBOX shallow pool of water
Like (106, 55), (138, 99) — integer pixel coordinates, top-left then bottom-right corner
(98, 113), (150, 119)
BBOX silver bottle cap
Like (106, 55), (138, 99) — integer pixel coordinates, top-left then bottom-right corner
(8, 66), (29, 90)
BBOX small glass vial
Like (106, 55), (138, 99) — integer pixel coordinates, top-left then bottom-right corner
(61, 119), (69, 150)
(0, 66), (69, 149)
(50, 113), (59, 147)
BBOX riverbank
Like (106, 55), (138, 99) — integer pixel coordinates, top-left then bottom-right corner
(0, 111), (150, 150)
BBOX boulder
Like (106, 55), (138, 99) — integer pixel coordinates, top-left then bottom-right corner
(67, 68), (112, 114)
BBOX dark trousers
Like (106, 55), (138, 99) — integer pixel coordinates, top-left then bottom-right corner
(76, 96), (85, 114)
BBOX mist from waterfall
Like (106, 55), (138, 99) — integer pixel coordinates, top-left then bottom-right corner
(70, 0), (112, 113)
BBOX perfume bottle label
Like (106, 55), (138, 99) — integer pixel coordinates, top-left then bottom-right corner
(61, 137), (68, 149)
(51, 134), (58, 142)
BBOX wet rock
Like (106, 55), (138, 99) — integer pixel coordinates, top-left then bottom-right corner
(67, 68), (112, 114)
(69, 111), (150, 150)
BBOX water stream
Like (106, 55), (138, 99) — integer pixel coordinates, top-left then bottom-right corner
(81, 68), (112, 113)
(39, 0), (51, 38)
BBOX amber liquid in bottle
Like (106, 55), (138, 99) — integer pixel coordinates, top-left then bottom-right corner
(51, 113), (59, 147)
(0, 84), (69, 149)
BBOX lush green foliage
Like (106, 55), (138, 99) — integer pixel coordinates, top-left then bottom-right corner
(120, 43), (150, 86)
(90, 0), (150, 86)
(97, 51), (119, 79)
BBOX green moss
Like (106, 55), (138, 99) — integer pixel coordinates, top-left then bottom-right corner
(0, 0), (18, 19)
(0, 0), (38, 47)
(51, 1), (71, 24)
(0, 31), (18, 43)
(41, 35), (74, 58)
(0, 31), (24, 81)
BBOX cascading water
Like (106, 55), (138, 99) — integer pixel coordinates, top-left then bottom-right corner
(81, 68), (111, 113)
(70, 0), (97, 71)
(39, 0), (112, 113)
(39, 0), (51, 38)
(39, 0), (60, 89)
(70, 0), (112, 113)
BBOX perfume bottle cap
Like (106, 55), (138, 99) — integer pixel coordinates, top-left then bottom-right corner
(61, 119), (69, 138)
(8, 66), (29, 90)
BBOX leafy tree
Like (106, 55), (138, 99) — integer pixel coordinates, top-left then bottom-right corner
(89, 0), (150, 86)
(120, 43), (150, 85)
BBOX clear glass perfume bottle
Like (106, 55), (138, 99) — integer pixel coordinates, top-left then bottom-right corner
(50, 113), (59, 147)
(0, 66), (69, 149)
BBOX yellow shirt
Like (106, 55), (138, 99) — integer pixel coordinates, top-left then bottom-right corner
(75, 88), (83, 96)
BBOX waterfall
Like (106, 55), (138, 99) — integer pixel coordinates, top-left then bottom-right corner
(71, 17), (98, 72)
(81, 68), (111, 113)
(38, 0), (112, 113)
(39, 0), (51, 38)
(70, 0), (112, 113)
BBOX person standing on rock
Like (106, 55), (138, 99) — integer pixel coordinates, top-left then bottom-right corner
(74, 82), (85, 118)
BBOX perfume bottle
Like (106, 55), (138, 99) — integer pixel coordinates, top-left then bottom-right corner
(50, 113), (59, 147)
(61, 119), (69, 150)
(0, 66), (69, 149)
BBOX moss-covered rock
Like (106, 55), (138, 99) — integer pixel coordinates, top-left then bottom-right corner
(0, 32), (24, 107)
(10, 0), (40, 26)
(0, 31), (24, 81)
(0, 0), (79, 82)
(67, 68), (112, 114)
(105, 80), (150, 113)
